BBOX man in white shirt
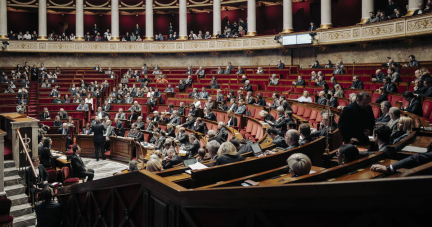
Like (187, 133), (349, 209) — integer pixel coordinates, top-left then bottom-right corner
(23, 31), (31, 40)
(104, 29), (112, 40)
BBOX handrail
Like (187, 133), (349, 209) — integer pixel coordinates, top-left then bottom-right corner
(16, 128), (38, 179)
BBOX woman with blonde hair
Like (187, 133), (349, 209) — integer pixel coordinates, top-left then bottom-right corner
(53, 115), (62, 127)
(146, 160), (162, 172)
(287, 153), (312, 177)
(226, 110), (238, 127)
(216, 142), (245, 165)
(391, 116), (414, 144)
(334, 84), (344, 98)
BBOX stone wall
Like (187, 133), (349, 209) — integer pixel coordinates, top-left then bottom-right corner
(1, 37), (431, 69)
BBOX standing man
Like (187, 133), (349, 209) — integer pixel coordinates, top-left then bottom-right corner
(35, 187), (63, 227)
(91, 116), (106, 161)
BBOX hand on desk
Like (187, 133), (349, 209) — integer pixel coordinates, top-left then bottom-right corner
(370, 164), (388, 173)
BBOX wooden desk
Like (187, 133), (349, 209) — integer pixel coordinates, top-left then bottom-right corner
(46, 134), (67, 152)
(75, 134), (95, 157)
(257, 166), (325, 187)
(329, 159), (398, 181)
(110, 137), (135, 162)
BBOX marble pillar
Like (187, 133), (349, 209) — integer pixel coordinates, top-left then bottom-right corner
(360, 0), (374, 24)
(213, 0), (221, 37)
(407, 0), (423, 16)
(75, 0), (84, 41)
(0, 130), (6, 197)
(111, 0), (120, 41)
(11, 125), (19, 169)
(145, 0), (154, 40)
(38, 0), (47, 40)
(31, 125), (38, 159)
(246, 0), (257, 36)
(281, 0), (294, 33)
(0, 0), (7, 40)
(178, 0), (187, 40)
(320, 0), (332, 29)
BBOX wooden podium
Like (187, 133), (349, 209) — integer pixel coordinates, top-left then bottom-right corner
(110, 137), (135, 162)
(45, 134), (67, 153)
(75, 135), (95, 157)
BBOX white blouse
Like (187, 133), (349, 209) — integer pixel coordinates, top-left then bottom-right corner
(297, 96), (312, 103)
(85, 98), (93, 104)
(194, 101), (201, 109)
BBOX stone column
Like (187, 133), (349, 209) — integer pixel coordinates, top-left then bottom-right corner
(145, 0), (154, 40)
(360, 0), (374, 24)
(246, 0), (256, 36)
(11, 125), (19, 169)
(178, 0), (187, 40)
(38, 0), (47, 40)
(0, 130), (6, 197)
(111, 0), (120, 41)
(0, 0), (7, 40)
(281, 0), (294, 33)
(407, 0), (422, 16)
(31, 125), (38, 159)
(75, 0), (84, 41)
(320, 0), (332, 29)
(212, 0), (221, 37)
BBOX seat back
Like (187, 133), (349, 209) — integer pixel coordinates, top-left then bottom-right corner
(372, 105), (381, 119)
(61, 167), (70, 182)
(47, 169), (57, 183)
(423, 100), (432, 118)
(297, 106), (305, 116)
(0, 198), (12, 215)
(303, 108), (312, 119)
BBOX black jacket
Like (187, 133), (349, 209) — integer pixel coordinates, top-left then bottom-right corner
(69, 153), (86, 173)
(351, 81), (364, 89)
(35, 201), (63, 227)
(162, 155), (182, 169)
(39, 147), (51, 168)
(299, 137), (315, 145)
(375, 95), (388, 104)
(189, 108), (198, 117)
(384, 83), (398, 93)
(184, 140), (201, 158)
(418, 87), (432, 97)
(227, 117), (238, 127)
(204, 112), (217, 121)
(216, 154), (245, 165)
(405, 98), (423, 116)
(176, 132), (189, 144)
(115, 121), (124, 136)
(91, 123), (105, 142)
(392, 151), (432, 171)
(193, 122), (206, 134)
(338, 102), (375, 145)
(376, 113), (390, 123)
(26, 165), (48, 193)
(182, 117), (195, 129)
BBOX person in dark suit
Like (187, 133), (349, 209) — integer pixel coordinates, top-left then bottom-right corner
(114, 118), (124, 137)
(26, 157), (50, 205)
(402, 91), (423, 116)
(193, 117), (206, 134)
(204, 108), (217, 121)
(310, 113), (337, 138)
(338, 92), (375, 145)
(371, 143), (432, 174)
(175, 127), (189, 144)
(416, 78), (432, 97)
(317, 91), (327, 105)
(57, 123), (71, 150)
(40, 108), (51, 120)
(57, 108), (68, 119)
(216, 142), (245, 166)
(268, 109), (294, 136)
(336, 144), (360, 165)
(292, 76), (306, 86)
(39, 138), (52, 168)
(350, 76), (364, 89)
(181, 113), (195, 129)
(182, 135), (201, 158)
(208, 130), (223, 144)
(134, 24), (141, 36)
(308, 21), (318, 31)
(376, 101), (391, 123)
(383, 77), (398, 93)
(90, 117), (106, 161)
(162, 148), (182, 169)
(215, 122), (229, 142)
(299, 123), (315, 145)
(268, 127), (286, 148)
(372, 69), (386, 82)
(284, 130), (300, 150)
(276, 59), (285, 69)
(69, 145), (95, 181)
(35, 186), (63, 227)
(93, 24), (99, 35)
(242, 80), (253, 92)
(189, 104), (198, 117)
(168, 110), (181, 125)
(227, 110), (238, 127)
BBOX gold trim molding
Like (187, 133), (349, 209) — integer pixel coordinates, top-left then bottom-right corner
(3, 14), (432, 54)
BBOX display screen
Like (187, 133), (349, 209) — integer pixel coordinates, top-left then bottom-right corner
(282, 35), (297, 45)
(296, 34), (312, 44)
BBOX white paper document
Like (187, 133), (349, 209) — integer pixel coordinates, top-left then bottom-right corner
(188, 162), (208, 170)
(401, 146), (428, 153)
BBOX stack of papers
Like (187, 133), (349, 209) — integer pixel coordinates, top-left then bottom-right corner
(188, 162), (208, 170)
(401, 146), (428, 153)
(179, 150), (187, 154)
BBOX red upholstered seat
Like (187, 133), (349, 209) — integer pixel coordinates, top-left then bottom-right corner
(337, 99), (348, 107)
(0, 198), (13, 225)
(297, 106), (305, 116)
(62, 167), (79, 185)
(372, 106), (381, 119)
(389, 95), (403, 107)
(291, 104), (298, 113)
(303, 108), (312, 119)
(423, 100), (432, 118)
(371, 93), (380, 103)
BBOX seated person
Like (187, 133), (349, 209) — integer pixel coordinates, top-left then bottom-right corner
(402, 91), (422, 116)
(146, 160), (162, 173)
(69, 145), (95, 181)
(193, 117), (206, 134)
(391, 116), (414, 144)
(268, 127), (286, 148)
(35, 187), (63, 227)
(25, 157), (50, 205)
(162, 148), (182, 169)
(371, 143), (432, 174)
(376, 101), (391, 123)
(299, 123), (314, 145)
(39, 138), (52, 168)
(216, 142), (245, 166)
(207, 130), (222, 144)
(175, 127), (189, 144)
(336, 144), (360, 165)
(284, 129), (300, 150)
(287, 153), (312, 177)
(310, 113), (337, 138)
(204, 108), (217, 121)
(181, 135), (200, 158)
